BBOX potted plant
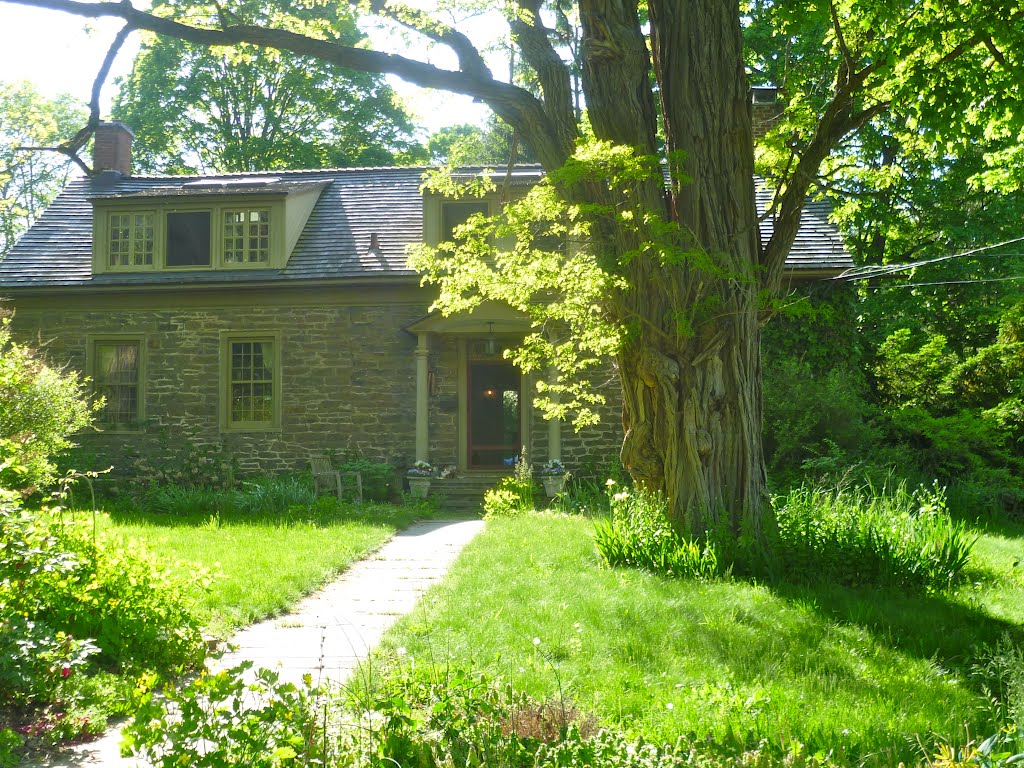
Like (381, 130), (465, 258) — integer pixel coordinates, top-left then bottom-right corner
(539, 459), (568, 497)
(407, 460), (434, 497)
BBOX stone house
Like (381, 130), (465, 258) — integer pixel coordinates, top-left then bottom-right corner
(0, 122), (851, 492)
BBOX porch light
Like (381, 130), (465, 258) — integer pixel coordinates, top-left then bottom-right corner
(482, 387), (498, 398)
(485, 322), (497, 356)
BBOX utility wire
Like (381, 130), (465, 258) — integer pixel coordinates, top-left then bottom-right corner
(835, 234), (1024, 281)
(862, 275), (1024, 290)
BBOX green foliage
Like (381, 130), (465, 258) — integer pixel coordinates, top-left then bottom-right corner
(593, 485), (720, 580)
(426, 117), (529, 166)
(0, 311), (99, 491)
(234, 476), (316, 516)
(410, 142), (655, 429)
(111, 0), (423, 173)
(774, 482), (975, 591)
(971, 634), (1024, 738)
(142, 483), (229, 517)
(871, 316), (1024, 490)
(874, 329), (958, 409)
(0, 505), (207, 674)
(335, 459), (395, 502)
(123, 663), (329, 767)
(0, 81), (85, 256)
(483, 458), (535, 519)
(0, 728), (22, 768)
(762, 355), (874, 487)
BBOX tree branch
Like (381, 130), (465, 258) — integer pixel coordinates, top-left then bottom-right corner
(359, 0), (492, 83)
(14, 23), (132, 175)
(507, 0), (577, 154)
(2, 0), (573, 169)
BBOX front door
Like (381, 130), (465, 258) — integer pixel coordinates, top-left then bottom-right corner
(468, 359), (521, 469)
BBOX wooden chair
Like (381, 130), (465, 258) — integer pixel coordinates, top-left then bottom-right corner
(310, 456), (363, 502)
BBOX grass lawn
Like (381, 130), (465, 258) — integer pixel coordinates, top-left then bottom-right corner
(376, 513), (1024, 766)
(73, 501), (420, 638)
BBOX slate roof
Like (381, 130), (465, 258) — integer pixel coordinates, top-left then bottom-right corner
(0, 166), (851, 289)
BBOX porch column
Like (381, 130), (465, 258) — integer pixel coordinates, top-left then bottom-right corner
(547, 362), (561, 461)
(415, 333), (429, 463)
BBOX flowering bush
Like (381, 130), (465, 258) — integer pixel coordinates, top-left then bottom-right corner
(406, 461), (433, 477)
(539, 459), (567, 476)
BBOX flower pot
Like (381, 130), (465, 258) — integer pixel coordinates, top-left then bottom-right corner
(542, 475), (566, 497)
(408, 476), (431, 498)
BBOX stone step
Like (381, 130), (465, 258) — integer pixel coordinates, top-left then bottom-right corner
(430, 473), (506, 514)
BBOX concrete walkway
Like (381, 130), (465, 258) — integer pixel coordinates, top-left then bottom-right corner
(24, 518), (485, 767)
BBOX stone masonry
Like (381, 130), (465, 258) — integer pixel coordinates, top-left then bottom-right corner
(9, 287), (625, 482)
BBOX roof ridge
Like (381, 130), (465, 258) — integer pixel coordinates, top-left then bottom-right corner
(125, 163), (547, 181)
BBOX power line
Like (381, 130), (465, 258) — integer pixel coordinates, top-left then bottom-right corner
(862, 274), (1024, 289)
(836, 235), (1024, 281)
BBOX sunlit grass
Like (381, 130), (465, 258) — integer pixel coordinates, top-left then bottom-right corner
(69, 501), (418, 637)
(378, 513), (1024, 765)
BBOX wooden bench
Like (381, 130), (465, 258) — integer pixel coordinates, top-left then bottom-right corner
(310, 456), (363, 502)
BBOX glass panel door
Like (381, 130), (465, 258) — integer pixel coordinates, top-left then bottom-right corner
(468, 360), (520, 469)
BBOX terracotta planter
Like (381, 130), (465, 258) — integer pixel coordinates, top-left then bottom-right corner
(541, 475), (566, 497)
(408, 476), (431, 498)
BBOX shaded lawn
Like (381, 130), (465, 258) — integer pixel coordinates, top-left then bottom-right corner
(79, 502), (419, 637)
(376, 514), (1024, 766)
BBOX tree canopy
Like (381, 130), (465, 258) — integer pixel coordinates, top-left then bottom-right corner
(111, 0), (424, 173)
(1, 0), (1022, 537)
(0, 81), (84, 256)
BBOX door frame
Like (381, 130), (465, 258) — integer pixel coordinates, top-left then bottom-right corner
(457, 338), (531, 471)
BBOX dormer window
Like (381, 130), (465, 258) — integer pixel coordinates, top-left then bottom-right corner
(166, 211), (212, 267)
(96, 202), (283, 272)
(223, 209), (270, 264)
(108, 212), (155, 267)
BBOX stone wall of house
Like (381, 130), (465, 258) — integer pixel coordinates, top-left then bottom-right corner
(9, 292), (625, 486)
(10, 297), (428, 481)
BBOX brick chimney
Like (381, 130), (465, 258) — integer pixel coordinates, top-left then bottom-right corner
(93, 121), (134, 177)
(751, 86), (784, 140)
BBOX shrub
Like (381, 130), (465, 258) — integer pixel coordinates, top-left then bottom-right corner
(773, 481), (975, 591)
(0, 311), (99, 491)
(593, 485), (720, 580)
(142, 483), (228, 516)
(763, 356), (874, 487)
(336, 459), (396, 502)
(484, 458), (535, 519)
(234, 475), (315, 515)
(0, 505), (207, 674)
(123, 663), (330, 768)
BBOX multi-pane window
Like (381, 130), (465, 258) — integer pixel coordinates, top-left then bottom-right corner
(94, 341), (140, 427)
(108, 213), (154, 267)
(223, 210), (270, 264)
(229, 340), (275, 426)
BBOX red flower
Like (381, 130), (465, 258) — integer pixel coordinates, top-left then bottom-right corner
(61, 665), (72, 678)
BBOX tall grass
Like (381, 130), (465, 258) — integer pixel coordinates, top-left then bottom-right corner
(142, 475), (316, 517)
(775, 481), (975, 590)
(592, 480), (975, 592)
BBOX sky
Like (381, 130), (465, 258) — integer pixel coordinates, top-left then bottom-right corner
(0, 2), (493, 139)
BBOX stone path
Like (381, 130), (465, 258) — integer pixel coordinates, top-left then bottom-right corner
(23, 518), (485, 767)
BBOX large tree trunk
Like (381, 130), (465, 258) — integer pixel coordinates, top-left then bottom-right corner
(617, 285), (766, 538)
(579, 0), (768, 537)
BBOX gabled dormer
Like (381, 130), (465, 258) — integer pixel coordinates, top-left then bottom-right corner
(87, 122), (327, 275)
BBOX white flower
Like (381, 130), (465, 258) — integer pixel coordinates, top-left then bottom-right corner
(396, 647), (406, 657)
(605, 478), (616, 486)
(533, 637), (541, 646)
(665, 702), (674, 710)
